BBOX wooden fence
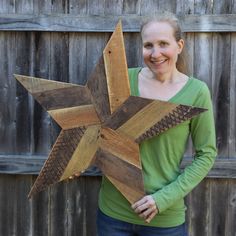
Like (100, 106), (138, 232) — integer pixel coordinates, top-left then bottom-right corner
(0, 0), (236, 235)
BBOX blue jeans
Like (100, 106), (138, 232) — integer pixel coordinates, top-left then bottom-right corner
(97, 209), (188, 236)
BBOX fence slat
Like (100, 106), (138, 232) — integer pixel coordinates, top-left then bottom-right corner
(0, 14), (235, 32)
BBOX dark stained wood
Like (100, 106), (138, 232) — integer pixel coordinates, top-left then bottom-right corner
(94, 148), (145, 201)
(104, 96), (152, 129)
(15, 75), (92, 110)
(28, 127), (86, 198)
(87, 56), (111, 123)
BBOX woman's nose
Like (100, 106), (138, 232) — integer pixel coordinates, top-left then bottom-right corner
(151, 47), (161, 58)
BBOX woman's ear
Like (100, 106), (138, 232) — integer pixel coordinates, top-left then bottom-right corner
(177, 39), (184, 54)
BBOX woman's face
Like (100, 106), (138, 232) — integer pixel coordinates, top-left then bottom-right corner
(142, 21), (184, 78)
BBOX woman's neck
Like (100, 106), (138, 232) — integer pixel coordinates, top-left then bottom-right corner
(143, 67), (181, 84)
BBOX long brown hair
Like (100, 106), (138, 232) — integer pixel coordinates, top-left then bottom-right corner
(141, 12), (190, 75)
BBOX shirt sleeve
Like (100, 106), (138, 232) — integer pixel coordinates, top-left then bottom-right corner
(151, 83), (217, 213)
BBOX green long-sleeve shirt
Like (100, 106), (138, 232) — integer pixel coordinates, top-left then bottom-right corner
(98, 67), (217, 227)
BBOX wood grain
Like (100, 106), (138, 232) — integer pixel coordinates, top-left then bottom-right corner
(103, 20), (130, 113)
(118, 100), (178, 139)
(94, 148), (145, 204)
(28, 127), (86, 198)
(1, 14), (235, 32)
(60, 125), (100, 180)
(87, 56), (110, 122)
(48, 105), (100, 129)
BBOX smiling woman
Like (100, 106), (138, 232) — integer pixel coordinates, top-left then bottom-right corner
(97, 12), (217, 236)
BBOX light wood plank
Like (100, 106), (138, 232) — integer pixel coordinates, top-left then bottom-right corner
(103, 20), (130, 113)
(48, 105), (100, 129)
(118, 100), (178, 139)
(60, 125), (100, 180)
(99, 127), (140, 168)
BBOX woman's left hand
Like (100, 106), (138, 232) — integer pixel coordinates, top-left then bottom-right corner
(131, 195), (158, 223)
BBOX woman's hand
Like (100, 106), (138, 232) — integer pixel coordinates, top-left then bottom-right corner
(131, 195), (158, 223)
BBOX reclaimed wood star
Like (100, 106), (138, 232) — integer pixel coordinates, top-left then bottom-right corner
(15, 21), (206, 204)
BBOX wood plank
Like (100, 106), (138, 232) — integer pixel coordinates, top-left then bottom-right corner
(94, 148), (145, 203)
(0, 14), (236, 32)
(0, 0), (15, 13)
(0, 175), (17, 235)
(226, 179), (236, 235)
(15, 74), (78, 94)
(68, 32), (87, 84)
(117, 100), (205, 142)
(68, 0), (87, 14)
(209, 179), (229, 236)
(15, 32), (32, 153)
(4, 155), (236, 177)
(124, 32), (143, 68)
(87, 56), (111, 123)
(122, 0), (141, 15)
(99, 127), (140, 168)
(28, 127), (86, 197)
(107, 175), (145, 204)
(49, 182), (68, 236)
(186, 179), (210, 236)
(103, 20), (130, 113)
(66, 176), (101, 236)
(30, 180), (49, 236)
(15, 75), (92, 110)
(193, 0), (213, 14)
(28, 32), (51, 154)
(104, 96), (152, 129)
(48, 105), (100, 129)
(140, 0), (160, 15)
(229, 33), (236, 158)
(60, 125), (100, 180)
(0, 32), (17, 153)
(104, 0), (123, 15)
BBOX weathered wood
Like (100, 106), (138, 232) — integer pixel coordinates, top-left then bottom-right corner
(2, 156), (236, 178)
(122, 0), (141, 15)
(0, 14), (236, 32)
(48, 105), (100, 129)
(103, 20), (130, 113)
(0, 0), (236, 235)
(28, 127), (86, 197)
(15, 74), (92, 113)
(60, 125), (100, 180)
(98, 127), (141, 168)
(104, 96), (152, 130)
(229, 33), (236, 158)
(87, 56), (111, 122)
(117, 100), (205, 142)
(94, 148), (145, 200)
(226, 179), (236, 235)
(187, 180), (210, 236)
(210, 179), (228, 236)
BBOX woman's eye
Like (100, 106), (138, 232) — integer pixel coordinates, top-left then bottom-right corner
(160, 42), (168, 47)
(144, 43), (153, 49)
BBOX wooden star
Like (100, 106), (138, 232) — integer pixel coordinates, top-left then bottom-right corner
(15, 21), (206, 204)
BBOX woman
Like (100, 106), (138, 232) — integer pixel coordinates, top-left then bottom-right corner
(97, 12), (217, 236)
